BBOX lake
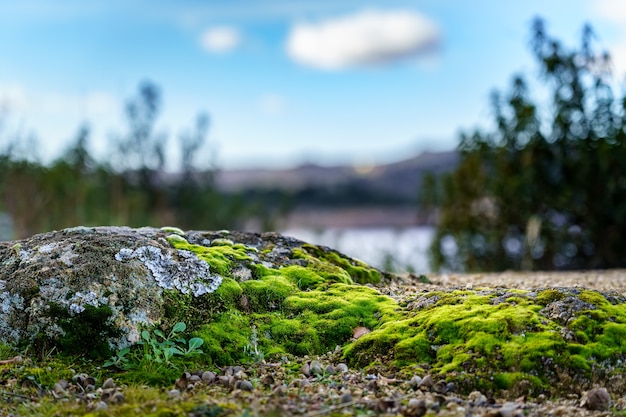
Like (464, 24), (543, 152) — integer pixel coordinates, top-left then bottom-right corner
(280, 226), (435, 274)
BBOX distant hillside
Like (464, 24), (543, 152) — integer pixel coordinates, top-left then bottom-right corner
(216, 150), (459, 203)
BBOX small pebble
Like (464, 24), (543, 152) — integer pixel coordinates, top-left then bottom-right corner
(582, 387), (611, 411)
(432, 380), (446, 393)
(219, 375), (233, 387)
(419, 374), (433, 389)
(340, 392), (353, 403)
(189, 375), (201, 383)
(335, 363), (349, 373)
(110, 392), (125, 404)
(406, 398), (426, 417)
(168, 389), (181, 398)
(272, 384), (287, 396)
(309, 361), (323, 375)
(102, 378), (116, 389)
(409, 375), (422, 389)
(53, 381), (68, 394)
(497, 402), (519, 417)
(468, 390), (487, 406)
(238, 380), (254, 391)
(325, 365), (336, 375)
(202, 371), (216, 383)
(300, 363), (311, 377)
(94, 401), (108, 411)
(261, 374), (275, 386)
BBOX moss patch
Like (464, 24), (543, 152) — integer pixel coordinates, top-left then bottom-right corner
(167, 237), (253, 276)
(344, 288), (626, 395)
(294, 244), (381, 285)
(162, 234), (396, 364)
(42, 303), (119, 359)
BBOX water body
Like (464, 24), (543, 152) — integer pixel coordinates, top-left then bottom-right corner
(281, 226), (435, 274)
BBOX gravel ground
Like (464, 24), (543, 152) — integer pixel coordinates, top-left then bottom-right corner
(426, 270), (626, 293)
(3, 271), (625, 416)
(364, 270), (626, 416)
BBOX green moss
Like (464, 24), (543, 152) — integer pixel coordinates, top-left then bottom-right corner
(277, 265), (326, 290)
(345, 288), (626, 395)
(160, 226), (185, 236)
(195, 311), (252, 364)
(165, 233), (187, 245)
(162, 278), (243, 327)
(578, 290), (608, 306)
(258, 313), (321, 356)
(168, 239), (253, 276)
(240, 275), (296, 312)
(295, 244), (381, 284)
(189, 281), (400, 365)
(43, 303), (119, 359)
(493, 372), (543, 391)
(536, 289), (565, 305)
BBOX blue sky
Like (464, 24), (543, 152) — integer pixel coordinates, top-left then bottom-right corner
(1, 0), (625, 170)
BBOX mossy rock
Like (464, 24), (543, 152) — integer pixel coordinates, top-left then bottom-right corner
(2, 227), (626, 397)
(344, 287), (626, 397)
(0, 226), (387, 359)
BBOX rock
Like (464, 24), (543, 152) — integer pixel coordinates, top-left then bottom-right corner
(335, 363), (349, 373)
(408, 375), (422, 389)
(236, 380), (254, 391)
(102, 378), (116, 389)
(0, 226), (384, 358)
(581, 387), (611, 410)
(201, 371), (216, 383)
(339, 392), (353, 403)
(419, 375), (433, 390)
(405, 398), (426, 417)
(309, 360), (323, 375)
(53, 380), (68, 394)
(94, 401), (108, 411)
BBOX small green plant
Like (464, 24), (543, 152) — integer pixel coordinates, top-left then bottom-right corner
(139, 322), (204, 366)
(103, 346), (131, 370)
(104, 322), (204, 370)
(243, 325), (264, 363)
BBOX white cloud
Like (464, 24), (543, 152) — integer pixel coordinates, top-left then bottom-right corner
(286, 8), (441, 70)
(259, 94), (287, 116)
(0, 84), (29, 113)
(200, 26), (242, 53)
(594, 0), (626, 23)
(0, 84), (120, 121)
(592, 0), (626, 78)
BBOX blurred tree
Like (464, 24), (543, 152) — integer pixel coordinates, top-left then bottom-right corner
(429, 18), (626, 271)
(111, 80), (168, 225)
(0, 80), (266, 238)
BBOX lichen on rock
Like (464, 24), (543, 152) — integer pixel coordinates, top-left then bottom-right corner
(114, 245), (222, 296)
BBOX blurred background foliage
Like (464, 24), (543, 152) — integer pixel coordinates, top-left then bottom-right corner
(2, 18), (625, 273)
(425, 18), (626, 271)
(0, 81), (275, 239)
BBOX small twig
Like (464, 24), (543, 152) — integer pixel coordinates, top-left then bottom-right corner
(0, 390), (32, 400)
(0, 355), (23, 365)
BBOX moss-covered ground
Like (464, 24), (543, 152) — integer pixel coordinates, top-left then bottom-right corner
(2, 230), (626, 415)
